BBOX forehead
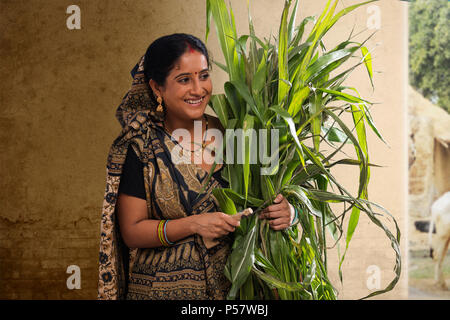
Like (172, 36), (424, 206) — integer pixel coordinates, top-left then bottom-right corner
(171, 50), (209, 73)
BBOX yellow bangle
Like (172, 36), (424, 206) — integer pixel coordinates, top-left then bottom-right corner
(158, 220), (169, 247)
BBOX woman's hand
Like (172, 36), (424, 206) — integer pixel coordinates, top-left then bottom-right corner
(191, 211), (240, 239)
(259, 194), (294, 230)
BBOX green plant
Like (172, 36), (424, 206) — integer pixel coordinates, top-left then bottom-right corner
(204, 0), (401, 300)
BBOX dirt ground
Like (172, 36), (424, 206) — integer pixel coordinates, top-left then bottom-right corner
(409, 218), (450, 299)
(409, 252), (450, 299)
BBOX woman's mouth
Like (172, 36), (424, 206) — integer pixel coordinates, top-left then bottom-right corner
(184, 96), (204, 106)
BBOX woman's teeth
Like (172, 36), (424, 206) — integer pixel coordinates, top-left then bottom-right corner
(185, 97), (203, 105)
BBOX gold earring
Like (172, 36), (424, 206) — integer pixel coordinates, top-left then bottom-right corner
(156, 96), (163, 113)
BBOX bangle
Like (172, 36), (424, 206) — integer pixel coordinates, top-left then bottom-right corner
(293, 207), (298, 223)
(290, 206), (299, 226)
(157, 220), (173, 247)
(163, 220), (175, 245)
(288, 203), (295, 226)
(157, 220), (167, 246)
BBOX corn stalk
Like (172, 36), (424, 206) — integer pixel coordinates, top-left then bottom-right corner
(205, 0), (401, 300)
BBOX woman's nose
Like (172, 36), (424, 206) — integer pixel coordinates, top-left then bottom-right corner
(190, 78), (204, 96)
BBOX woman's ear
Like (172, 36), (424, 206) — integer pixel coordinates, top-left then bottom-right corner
(149, 79), (162, 99)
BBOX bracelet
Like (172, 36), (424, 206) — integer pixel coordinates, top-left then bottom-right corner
(157, 220), (174, 247)
(163, 220), (175, 245)
(157, 220), (167, 246)
(293, 207), (299, 224)
(288, 203), (295, 226)
(290, 206), (300, 226)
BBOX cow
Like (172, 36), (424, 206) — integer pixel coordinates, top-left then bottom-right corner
(429, 192), (450, 289)
(415, 192), (450, 289)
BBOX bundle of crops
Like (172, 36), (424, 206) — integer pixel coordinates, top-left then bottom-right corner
(204, 0), (401, 300)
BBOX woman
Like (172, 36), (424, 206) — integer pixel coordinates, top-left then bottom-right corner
(98, 33), (295, 300)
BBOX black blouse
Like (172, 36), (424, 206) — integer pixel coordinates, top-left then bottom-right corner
(118, 145), (228, 200)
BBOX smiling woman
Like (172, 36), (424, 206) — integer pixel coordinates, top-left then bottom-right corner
(97, 33), (296, 300)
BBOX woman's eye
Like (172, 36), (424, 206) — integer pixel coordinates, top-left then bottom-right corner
(200, 73), (210, 80)
(178, 78), (189, 84)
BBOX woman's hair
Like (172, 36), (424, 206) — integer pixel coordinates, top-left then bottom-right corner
(143, 33), (211, 86)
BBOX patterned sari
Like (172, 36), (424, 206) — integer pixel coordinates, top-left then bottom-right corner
(97, 55), (231, 300)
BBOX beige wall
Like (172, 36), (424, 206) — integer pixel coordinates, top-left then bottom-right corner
(0, 0), (407, 299)
(409, 115), (435, 217)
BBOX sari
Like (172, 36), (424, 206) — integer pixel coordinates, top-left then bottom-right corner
(97, 55), (231, 300)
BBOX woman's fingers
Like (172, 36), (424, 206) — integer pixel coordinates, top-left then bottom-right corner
(272, 193), (283, 203)
(194, 212), (235, 239)
(258, 194), (292, 230)
(219, 220), (236, 233)
(222, 212), (241, 225)
(269, 218), (290, 230)
(212, 212), (239, 235)
(265, 211), (290, 222)
(262, 203), (285, 215)
(196, 209), (255, 239)
(260, 203), (289, 219)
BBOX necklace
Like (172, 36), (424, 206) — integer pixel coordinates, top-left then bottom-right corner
(164, 114), (209, 153)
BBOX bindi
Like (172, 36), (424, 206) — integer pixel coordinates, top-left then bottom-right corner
(185, 41), (196, 54)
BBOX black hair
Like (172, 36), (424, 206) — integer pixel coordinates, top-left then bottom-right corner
(143, 33), (211, 86)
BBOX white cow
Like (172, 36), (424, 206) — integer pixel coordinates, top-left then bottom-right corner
(428, 191), (450, 289)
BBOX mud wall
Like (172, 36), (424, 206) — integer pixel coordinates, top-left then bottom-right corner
(0, 0), (407, 299)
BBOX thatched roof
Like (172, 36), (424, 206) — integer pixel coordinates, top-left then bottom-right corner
(408, 85), (450, 143)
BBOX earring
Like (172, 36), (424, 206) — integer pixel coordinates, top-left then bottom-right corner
(156, 96), (164, 113)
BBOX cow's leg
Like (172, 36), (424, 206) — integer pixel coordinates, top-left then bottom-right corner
(434, 236), (449, 289)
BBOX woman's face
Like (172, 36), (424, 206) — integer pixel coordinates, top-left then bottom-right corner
(150, 50), (212, 122)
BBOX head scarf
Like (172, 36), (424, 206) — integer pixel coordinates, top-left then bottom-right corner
(97, 55), (230, 300)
